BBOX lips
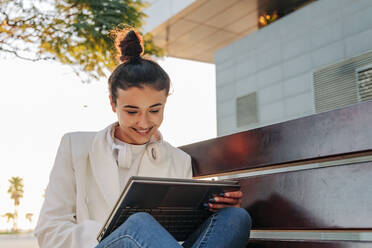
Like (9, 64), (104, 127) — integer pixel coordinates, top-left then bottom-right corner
(132, 127), (153, 136)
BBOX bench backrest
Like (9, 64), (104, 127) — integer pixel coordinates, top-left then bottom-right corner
(180, 100), (372, 247)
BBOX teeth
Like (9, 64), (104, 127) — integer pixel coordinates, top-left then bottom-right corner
(136, 128), (151, 133)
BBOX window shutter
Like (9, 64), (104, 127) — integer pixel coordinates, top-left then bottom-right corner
(357, 67), (372, 102)
(313, 50), (372, 113)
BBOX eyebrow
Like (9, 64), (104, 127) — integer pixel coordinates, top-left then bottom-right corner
(123, 103), (162, 109)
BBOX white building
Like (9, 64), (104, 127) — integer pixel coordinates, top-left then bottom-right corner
(144, 0), (372, 137)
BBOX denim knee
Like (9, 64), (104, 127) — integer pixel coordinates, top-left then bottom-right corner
(220, 207), (252, 231)
(125, 212), (155, 226)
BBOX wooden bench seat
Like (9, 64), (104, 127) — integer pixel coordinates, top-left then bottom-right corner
(248, 240), (372, 248)
(180, 100), (372, 247)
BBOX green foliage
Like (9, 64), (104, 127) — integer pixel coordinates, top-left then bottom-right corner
(0, 0), (164, 82)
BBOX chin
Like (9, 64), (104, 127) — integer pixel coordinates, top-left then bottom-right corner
(129, 133), (151, 145)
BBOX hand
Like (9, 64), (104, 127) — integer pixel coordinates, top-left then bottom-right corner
(208, 190), (243, 212)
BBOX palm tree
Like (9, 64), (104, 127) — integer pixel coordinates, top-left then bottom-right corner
(7, 176), (24, 232)
(3, 212), (17, 231)
(25, 213), (34, 231)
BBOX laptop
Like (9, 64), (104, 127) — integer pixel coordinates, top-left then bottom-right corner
(97, 176), (240, 242)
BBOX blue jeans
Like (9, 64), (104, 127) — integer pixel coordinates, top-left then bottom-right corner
(96, 207), (251, 248)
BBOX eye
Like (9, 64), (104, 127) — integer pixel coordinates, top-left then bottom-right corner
(150, 109), (160, 113)
(126, 111), (137, 115)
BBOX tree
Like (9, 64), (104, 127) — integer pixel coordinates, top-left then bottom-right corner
(0, 0), (164, 82)
(2, 212), (17, 231)
(6, 176), (24, 232)
(25, 213), (34, 231)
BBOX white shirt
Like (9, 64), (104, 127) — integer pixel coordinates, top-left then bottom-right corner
(108, 125), (161, 190)
(113, 137), (146, 189)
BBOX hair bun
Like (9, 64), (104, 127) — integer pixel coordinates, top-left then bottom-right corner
(119, 30), (143, 62)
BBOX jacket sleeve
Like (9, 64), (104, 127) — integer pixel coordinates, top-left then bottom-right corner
(185, 154), (193, 179)
(34, 134), (102, 248)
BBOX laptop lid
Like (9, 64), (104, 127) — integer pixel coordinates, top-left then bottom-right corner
(97, 176), (240, 242)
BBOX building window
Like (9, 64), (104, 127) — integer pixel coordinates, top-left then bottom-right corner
(356, 66), (372, 102)
(236, 92), (258, 127)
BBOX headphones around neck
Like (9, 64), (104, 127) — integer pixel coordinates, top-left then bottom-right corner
(117, 140), (167, 169)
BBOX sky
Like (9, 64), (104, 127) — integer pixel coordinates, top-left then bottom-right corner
(0, 55), (216, 230)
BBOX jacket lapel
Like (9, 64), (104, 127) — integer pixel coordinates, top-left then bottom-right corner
(88, 124), (120, 208)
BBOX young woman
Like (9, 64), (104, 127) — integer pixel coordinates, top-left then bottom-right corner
(35, 29), (251, 248)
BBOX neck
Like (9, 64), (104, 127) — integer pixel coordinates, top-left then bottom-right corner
(113, 125), (142, 145)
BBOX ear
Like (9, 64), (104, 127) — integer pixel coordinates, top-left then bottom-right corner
(109, 95), (116, 113)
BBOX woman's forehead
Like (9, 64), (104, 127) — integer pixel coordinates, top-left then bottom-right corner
(116, 86), (167, 107)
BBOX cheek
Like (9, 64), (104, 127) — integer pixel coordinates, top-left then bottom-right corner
(153, 112), (164, 126)
(117, 112), (134, 127)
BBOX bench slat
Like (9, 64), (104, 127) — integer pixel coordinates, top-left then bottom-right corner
(247, 240), (372, 248)
(239, 161), (372, 229)
(180, 100), (372, 177)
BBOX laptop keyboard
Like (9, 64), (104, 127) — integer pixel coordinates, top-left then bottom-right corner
(111, 208), (212, 241)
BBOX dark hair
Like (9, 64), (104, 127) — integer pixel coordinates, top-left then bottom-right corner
(108, 28), (170, 105)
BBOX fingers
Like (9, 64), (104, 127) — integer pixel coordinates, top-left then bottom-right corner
(208, 203), (227, 212)
(208, 199), (242, 211)
(205, 190), (244, 211)
(224, 191), (243, 199)
(212, 196), (239, 205)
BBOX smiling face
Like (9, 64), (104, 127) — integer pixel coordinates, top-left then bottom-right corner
(110, 86), (167, 145)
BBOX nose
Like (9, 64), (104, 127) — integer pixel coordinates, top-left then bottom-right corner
(137, 112), (151, 129)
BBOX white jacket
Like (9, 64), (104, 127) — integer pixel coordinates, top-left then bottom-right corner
(34, 124), (192, 248)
